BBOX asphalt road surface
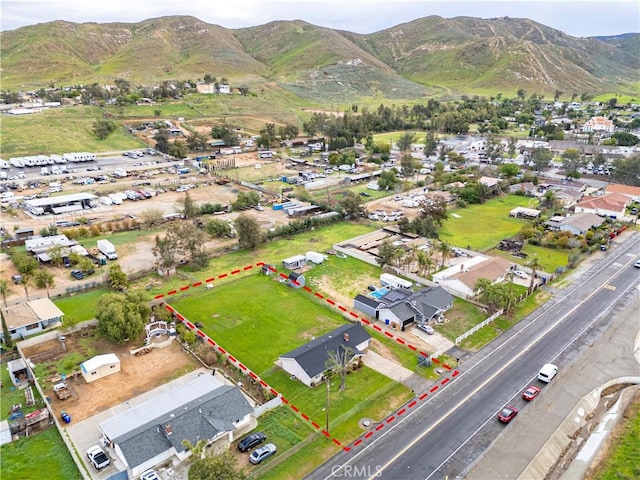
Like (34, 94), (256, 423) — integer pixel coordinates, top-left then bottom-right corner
(306, 231), (640, 480)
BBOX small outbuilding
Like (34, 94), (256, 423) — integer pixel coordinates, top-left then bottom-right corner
(80, 353), (121, 383)
(283, 254), (306, 270)
(305, 251), (325, 265)
(288, 272), (305, 289)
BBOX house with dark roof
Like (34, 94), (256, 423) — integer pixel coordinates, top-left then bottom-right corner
(353, 286), (454, 331)
(375, 286), (454, 331)
(98, 374), (253, 477)
(277, 324), (371, 387)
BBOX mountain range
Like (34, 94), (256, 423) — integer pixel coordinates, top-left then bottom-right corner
(1, 15), (638, 101)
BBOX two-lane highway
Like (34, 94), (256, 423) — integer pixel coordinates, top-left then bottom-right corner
(306, 232), (640, 480)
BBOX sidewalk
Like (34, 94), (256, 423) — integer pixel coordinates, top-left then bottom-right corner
(467, 292), (640, 480)
(362, 350), (430, 392)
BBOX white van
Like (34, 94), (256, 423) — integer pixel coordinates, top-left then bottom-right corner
(538, 363), (558, 383)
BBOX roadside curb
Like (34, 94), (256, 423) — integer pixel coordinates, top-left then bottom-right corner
(518, 376), (640, 480)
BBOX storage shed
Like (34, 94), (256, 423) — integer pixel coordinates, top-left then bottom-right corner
(283, 254), (306, 270)
(305, 251), (325, 265)
(80, 353), (121, 383)
(288, 272), (305, 289)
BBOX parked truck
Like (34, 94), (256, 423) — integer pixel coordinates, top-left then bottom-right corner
(97, 239), (118, 260)
(112, 168), (128, 178)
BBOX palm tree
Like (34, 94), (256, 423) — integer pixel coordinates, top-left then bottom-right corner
(438, 241), (452, 269)
(34, 268), (55, 298)
(0, 279), (9, 308)
(21, 275), (32, 301)
(527, 257), (542, 291)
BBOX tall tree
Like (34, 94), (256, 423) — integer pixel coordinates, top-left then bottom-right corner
(96, 290), (150, 344)
(438, 241), (452, 269)
(1, 310), (13, 350)
(338, 191), (365, 219)
(527, 257), (542, 291)
(0, 279), (9, 309)
(107, 263), (129, 291)
(235, 214), (263, 250)
(325, 345), (353, 392)
(377, 240), (401, 268)
(397, 131), (417, 152)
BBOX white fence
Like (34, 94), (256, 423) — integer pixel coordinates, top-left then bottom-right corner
(455, 309), (504, 345)
(254, 395), (283, 417)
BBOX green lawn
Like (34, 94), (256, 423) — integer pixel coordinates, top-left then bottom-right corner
(168, 276), (346, 375)
(432, 298), (488, 342)
(1, 106), (144, 157)
(458, 289), (550, 351)
(257, 381), (412, 480)
(54, 288), (109, 325)
(302, 255), (381, 300)
(0, 428), (82, 480)
(491, 244), (569, 274)
(439, 195), (536, 251)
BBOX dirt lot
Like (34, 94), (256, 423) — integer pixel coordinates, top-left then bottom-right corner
(22, 327), (199, 423)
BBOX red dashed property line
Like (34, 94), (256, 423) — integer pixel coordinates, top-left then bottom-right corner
(170, 302), (344, 448)
(205, 277), (215, 283)
(180, 286), (189, 291)
(419, 393), (428, 401)
(303, 286), (313, 292)
(349, 311), (359, 318)
(192, 281), (202, 287)
(384, 331), (394, 338)
(441, 378), (450, 386)
(218, 273), (228, 279)
(452, 370), (460, 377)
(155, 294), (165, 299)
(327, 299), (336, 306)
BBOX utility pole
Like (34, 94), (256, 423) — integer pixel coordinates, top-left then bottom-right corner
(325, 377), (330, 433)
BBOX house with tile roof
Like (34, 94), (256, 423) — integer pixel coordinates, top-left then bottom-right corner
(574, 192), (631, 218)
(277, 324), (371, 387)
(433, 256), (513, 299)
(581, 116), (614, 134)
(605, 184), (640, 203)
(2, 298), (64, 342)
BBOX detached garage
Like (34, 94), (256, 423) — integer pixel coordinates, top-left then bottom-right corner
(81, 353), (121, 383)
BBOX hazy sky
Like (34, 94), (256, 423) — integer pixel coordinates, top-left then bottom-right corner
(2, 0), (639, 37)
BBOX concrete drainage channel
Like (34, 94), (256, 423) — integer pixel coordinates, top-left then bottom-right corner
(518, 377), (640, 480)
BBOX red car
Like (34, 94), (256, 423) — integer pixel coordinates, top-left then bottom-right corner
(498, 405), (518, 423)
(522, 386), (541, 401)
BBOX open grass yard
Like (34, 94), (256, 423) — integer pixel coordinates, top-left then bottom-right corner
(258, 381), (412, 480)
(168, 275), (346, 375)
(302, 255), (381, 303)
(439, 195), (536, 252)
(491, 244), (569, 274)
(458, 289), (550, 351)
(53, 288), (109, 326)
(0, 427), (82, 480)
(1, 106), (143, 157)
(435, 298), (488, 341)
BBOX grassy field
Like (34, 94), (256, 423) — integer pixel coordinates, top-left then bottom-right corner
(0, 428), (82, 480)
(439, 195), (536, 251)
(435, 298), (489, 341)
(168, 276), (346, 375)
(133, 221), (376, 297)
(257, 381), (412, 480)
(592, 397), (640, 480)
(491, 243), (570, 274)
(458, 289), (550, 351)
(53, 288), (109, 326)
(1, 106), (144, 157)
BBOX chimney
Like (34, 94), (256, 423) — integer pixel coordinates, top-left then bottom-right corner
(164, 424), (173, 436)
(343, 333), (350, 342)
